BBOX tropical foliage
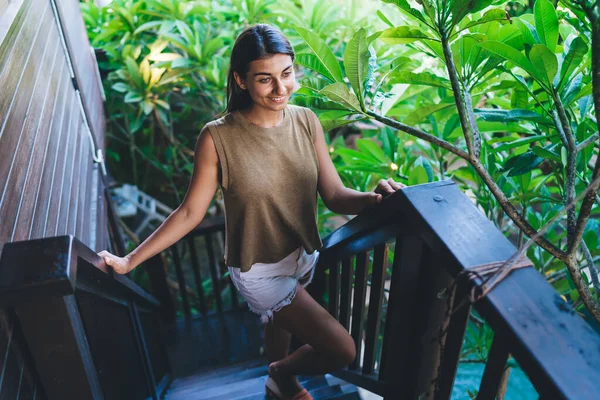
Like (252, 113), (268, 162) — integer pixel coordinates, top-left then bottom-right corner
(81, 0), (600, 325)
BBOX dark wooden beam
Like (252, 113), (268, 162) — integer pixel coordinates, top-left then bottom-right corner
(16, 295), (104, 400)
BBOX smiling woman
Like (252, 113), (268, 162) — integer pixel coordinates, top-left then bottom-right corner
(99, 23), (404, 400)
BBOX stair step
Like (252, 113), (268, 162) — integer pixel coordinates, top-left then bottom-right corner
(170, 364), (268, 390)
(173, 358), (267, 386)
(164, 360), (363, 399)
(323, 389), (362, 400)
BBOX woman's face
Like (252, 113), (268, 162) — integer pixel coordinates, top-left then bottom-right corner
(235, 53), (295, 113)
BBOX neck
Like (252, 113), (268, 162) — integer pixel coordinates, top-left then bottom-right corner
(241, 105), (285, 128)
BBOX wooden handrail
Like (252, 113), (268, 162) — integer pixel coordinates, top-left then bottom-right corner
(315, 180), (600, 399)
(0, 235), (171, 400)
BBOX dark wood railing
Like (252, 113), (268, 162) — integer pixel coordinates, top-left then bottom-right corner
(0, 235), (171, 400)
(312, 180), (600, 399)
(151, 215), (241, 321)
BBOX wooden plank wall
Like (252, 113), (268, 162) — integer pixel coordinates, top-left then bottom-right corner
(53, 0), (105, 148)
(0, 0), (107, 397)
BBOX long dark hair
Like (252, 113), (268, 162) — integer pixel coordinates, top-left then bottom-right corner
(225, 24), (295, 114)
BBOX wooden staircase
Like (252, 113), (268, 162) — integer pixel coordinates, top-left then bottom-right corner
(164, 359), (362, 400)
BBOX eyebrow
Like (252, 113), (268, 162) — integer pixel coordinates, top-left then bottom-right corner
(253, 65), (293, 77)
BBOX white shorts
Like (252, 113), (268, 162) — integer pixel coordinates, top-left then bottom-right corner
(228, 247), (320, 323)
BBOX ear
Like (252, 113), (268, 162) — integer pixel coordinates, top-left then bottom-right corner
(233, 72), (246, 90)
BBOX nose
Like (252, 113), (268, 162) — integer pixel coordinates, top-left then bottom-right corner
(272, 78), (285, 95)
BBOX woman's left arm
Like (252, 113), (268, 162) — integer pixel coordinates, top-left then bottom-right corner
(312, 111), (405, 215)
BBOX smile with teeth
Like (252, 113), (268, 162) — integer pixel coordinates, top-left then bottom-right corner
(270, 96), (285, 102)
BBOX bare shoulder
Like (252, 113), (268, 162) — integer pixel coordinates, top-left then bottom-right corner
(195, 125), (218, 162)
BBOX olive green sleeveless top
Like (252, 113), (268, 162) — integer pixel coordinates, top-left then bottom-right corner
(206, 105), (322, 272)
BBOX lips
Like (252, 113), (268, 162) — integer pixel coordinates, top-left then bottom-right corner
(269, 96), (286, 103)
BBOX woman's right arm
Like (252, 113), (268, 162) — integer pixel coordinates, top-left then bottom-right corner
(99, 126), (220, 274)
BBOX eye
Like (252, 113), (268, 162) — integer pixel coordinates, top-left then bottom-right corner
(283, 71), (292, 77)
(259, 77), (271, 83)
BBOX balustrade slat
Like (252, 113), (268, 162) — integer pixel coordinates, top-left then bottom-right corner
(170, 245), (191, 320)
(129, 302), (158, 400)
(328, 261), (340, 319)
(379, 236), (424, 398)
(204, 233), (223, 313)
(187, 236), (207, 316)
(350, 251), (369, 370)
(363, 244), (388, 375)
(476, 335), (510, 400)
(145, 255), (176, 323)
(339, 257), (353, 330)
(434, 282), (471, 400)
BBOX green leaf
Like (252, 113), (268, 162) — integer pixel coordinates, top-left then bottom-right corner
(296, 53), (335, 82)
(462, 9), (510, 30)
(124, 57), (144, 88)
(558, 37), (588, 90)
(133, 21), (163, 35)
(388, 71), (451, 88)
(414, 156), (434, 181)
(356, 138), (387, 162)
(379, 26), (434, 44)
(560, 146), (568, 166)
(294, 26), (344, 83)
(476, 41), (536, 77)
(381, 0), (429, 25)
(561, 73), (583, 105)
(534, 0), (558, 51)
(451, 0), (494, 25)
(408, 165), (429, 185)
(376, 10), (395, 28)
(529, 44), (558, 88)
(491, 134), (549, 152)
(404, 102), (455, 125)
(336, 148), (381, 164)
(572, 83), (592, 103)
(124, 92), (143, 103)
(142, 100), (154, 115)
(319, 83), (362, 112)
(532, 146), (561, 162)
(171, 58), (193, 69)
(112, 82), (130, 93)
(475, 108), (549, 124)
(514, 18), (540, 46)
(344, 28), (371, 110)
(321, 117), (365, 131)
(511, 86), (529, 108)
(504, 151), (544, 176)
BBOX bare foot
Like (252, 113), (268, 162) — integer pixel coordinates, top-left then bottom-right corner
(268, 361), (304, 398)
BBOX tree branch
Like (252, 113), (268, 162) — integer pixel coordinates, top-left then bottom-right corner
(565, 256), (600, 321)
(469, 159), (566, 260)
(440, 30), (481, 159)
(577, 132), (599, 152)
(568, 15), (600, 256)
(554, 97), (579, 251)
(581, 241), (600, 300)
(366, 111), (469, 159)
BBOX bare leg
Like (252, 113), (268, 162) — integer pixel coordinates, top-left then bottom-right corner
(269, 284), (356, 378)
(264, 323), (303, 395)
